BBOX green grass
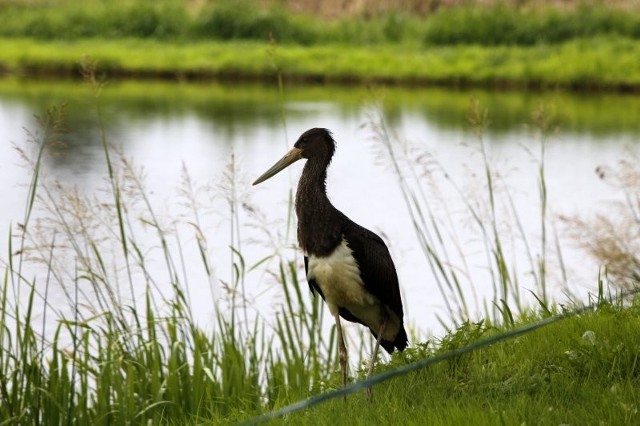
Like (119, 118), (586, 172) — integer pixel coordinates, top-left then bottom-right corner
(2, 36), (640, 89)
(283, 301), (640, 425)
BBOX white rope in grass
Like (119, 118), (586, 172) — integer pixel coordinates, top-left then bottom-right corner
(239, 288), (640, 425)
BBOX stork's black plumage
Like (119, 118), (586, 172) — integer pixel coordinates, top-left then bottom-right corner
(253, 128), (407, 394)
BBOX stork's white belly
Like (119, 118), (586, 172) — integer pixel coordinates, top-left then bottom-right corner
(307, 239), (383, 332)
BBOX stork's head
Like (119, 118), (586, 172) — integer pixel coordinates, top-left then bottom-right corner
(252, 128), (335, 185)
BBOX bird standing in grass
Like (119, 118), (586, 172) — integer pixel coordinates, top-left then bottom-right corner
(253, 128), (407, 397)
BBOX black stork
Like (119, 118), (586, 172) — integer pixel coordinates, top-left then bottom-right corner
(252, 128), (407, 395)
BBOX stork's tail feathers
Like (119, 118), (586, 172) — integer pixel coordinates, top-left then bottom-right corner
(380, 325), (408, 354)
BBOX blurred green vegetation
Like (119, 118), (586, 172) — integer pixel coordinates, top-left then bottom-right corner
(0, 1), (639, 88)
(423, 4), (640, 45)
(1, 0), (639, 46)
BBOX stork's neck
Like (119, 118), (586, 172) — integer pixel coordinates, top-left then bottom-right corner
(297, 158), (329, 206)
(295, 157), (343, 256)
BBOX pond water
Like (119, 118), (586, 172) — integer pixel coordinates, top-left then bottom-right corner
(1, 78), (638, 340)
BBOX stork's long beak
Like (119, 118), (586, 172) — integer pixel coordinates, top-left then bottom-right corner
(252, 147), (303, 185)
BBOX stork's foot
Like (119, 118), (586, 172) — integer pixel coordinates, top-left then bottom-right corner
(365, 356), (376, 402)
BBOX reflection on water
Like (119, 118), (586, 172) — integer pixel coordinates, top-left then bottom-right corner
(1, 77), (638, 337)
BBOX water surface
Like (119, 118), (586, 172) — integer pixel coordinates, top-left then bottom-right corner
(1, 78), (638, 338)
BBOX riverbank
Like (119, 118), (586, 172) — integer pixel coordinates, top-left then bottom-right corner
(2, 1), (640, 90)
(2, 36), (640, 91)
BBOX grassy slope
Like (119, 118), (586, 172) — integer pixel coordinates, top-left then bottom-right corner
(1, 36), (640, 89)
(243, 300), (640, 425)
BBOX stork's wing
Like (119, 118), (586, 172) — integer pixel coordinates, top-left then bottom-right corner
(342, 220), (404, 320)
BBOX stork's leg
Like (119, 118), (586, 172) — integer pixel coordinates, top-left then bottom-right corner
(334, 312), (348, 389)
(366, 318), (387, 402)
